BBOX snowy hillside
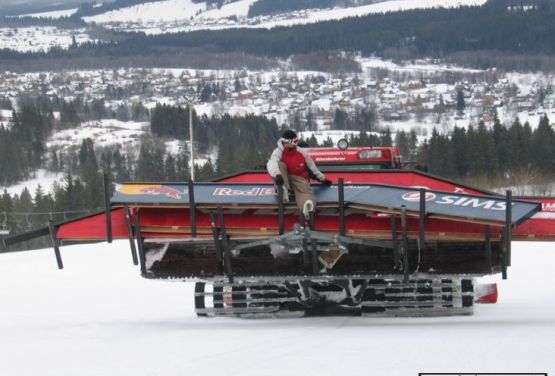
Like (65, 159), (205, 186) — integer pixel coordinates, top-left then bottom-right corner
(20, 7), (79, 19)
(0, 0), (489, 51)
(83, 0), (488, 34)
(0, 26), (93, 52)
(0, 240), (553, 375)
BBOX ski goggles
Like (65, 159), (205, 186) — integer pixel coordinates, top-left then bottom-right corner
(282, 138), (299, 144)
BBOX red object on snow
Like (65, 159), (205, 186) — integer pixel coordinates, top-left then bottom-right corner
(475, 283), (498, 304)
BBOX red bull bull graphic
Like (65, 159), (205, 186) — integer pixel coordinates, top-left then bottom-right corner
(116, 184), (186, 199)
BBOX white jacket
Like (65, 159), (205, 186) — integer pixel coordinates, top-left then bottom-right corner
(266, 138), (325, 180)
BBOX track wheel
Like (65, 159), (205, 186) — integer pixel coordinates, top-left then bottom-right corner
(461, 279), (474, 308)
(213, 285), (224, 309)
(194, 282), (208, 317)
(232, 286), (247, 308)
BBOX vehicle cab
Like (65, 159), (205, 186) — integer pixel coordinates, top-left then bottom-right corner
(305, 141), (402, 170)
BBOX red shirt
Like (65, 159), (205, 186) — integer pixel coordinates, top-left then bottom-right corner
(281, 147), (309, 180)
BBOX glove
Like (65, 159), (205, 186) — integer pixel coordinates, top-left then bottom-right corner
(320, 178), (332, 185)
(274, 175), (284, 185)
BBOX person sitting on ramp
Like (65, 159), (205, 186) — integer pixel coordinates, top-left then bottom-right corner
(267, 129), (332, 213)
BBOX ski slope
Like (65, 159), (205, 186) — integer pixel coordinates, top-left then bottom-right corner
(0, 240), (553, 375)
(83, 0), (488, 34)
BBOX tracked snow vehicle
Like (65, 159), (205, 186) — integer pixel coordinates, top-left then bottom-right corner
(4, 143), (555, 318)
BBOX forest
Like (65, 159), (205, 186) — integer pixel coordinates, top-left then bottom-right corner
(3, 1), (555, 71)
(1, 95), (554, 251)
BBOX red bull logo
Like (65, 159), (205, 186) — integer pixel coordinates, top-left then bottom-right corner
(116, 184), (185, 199)
(213, 187), (275, 196)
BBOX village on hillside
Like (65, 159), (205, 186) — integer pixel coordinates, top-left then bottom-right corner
(1, 57), (554, 139)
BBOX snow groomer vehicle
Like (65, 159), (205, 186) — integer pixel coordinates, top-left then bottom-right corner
(4, 140), (555, 318)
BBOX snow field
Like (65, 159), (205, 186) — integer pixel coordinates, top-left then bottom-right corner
(0, 240), (553, 375)
(19, 8), (79, 19)
(0, 26), (92, 53)
(82, 0), (488, 34)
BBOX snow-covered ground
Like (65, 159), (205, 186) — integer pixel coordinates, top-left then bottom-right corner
(2, 169), (64, 197)
(83, 0), (487, 35)
(0, 26), (92, 52)
(0, 240), (552, 375)
(46, 119), (149, 153)
(83, 0), (206, 25)
(19, 8), (79, 19)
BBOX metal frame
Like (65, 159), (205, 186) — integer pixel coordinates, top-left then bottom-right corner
(48, 220), (64, 270)
(338, 178), (345, 236)
(209, 211), (223, 273)
(217, 206), (233, 283)
(124, 205), (139, 265)
(103, 172), (113, 243)
(277, 184), (285, 235)
(401, 205), (409, 283)
(188, 180), (197, 237)
(133, 213), (147, 275)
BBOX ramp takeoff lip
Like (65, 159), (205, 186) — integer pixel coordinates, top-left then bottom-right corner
(110, 182), (540, 227)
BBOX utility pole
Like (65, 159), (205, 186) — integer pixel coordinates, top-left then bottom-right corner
(184, 95), (198, 181)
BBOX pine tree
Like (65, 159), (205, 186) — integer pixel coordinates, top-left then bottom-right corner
(33, 184), (54, 228)
(426, 129), (455, 178)
(308, 134), (319, 147)
(306, 109), (316, 131)
(492, 117), (510, 174)
(380, 128), (392, 147)
(151, 148), (165, 181)
(477, 122), (499, 178)
(164, 154), (177, 181)
(451, 126), (468, 177)
(456, 89), (466, 116)
(113, 150), (130, 182)
(394, 131), (410, 160)
(78, 139), (103, 208)
(408, 129), (418, 161)
(176, 155), (190, 182)
(333, 109), (348, 130)
(60, 100), (81, 129)
(136, 145), (154, 181)
(532, 115), (555, 172)
(13, 188), (34, 232)
(0, 189), (15, 246)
